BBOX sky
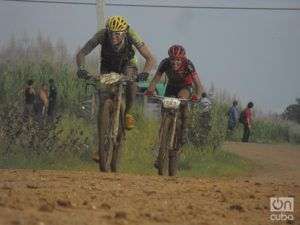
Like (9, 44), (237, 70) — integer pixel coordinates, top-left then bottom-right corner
(0, 0), (300, 113)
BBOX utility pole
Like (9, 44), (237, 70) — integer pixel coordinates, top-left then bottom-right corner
(92, 0), (105, 116)
(96, 0), (105, 31)
(96, 0), (105, 72)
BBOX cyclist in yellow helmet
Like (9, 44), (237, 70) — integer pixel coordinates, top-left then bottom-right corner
(76, 15), (156, 129)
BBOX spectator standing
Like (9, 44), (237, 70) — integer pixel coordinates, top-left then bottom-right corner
(35, 83), (49, 122)
(242, 102), (254, 142)
(47, 79), (57, 120)
(23, 79), (36, 120)
(227, 100), (239, 131)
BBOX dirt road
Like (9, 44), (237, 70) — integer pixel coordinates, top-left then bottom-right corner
(0, 143), (299, 225)
(225, 142), (300, 184)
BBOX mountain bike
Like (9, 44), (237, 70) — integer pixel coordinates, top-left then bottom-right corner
(89, 72), (134, 172)
(151, 96), (193, 176)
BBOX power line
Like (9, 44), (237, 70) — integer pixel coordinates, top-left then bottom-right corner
(3, 0), (94, 5)
(3, 0), (300, 11)
(109, 3), (300, 11)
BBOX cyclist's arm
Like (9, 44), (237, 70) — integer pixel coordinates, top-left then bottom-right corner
(148, 71), (163, 93)
(128, 27), (156, 73)
(147, 58), (168, 92)
(137, 45), (156, 73)
(192, 73), (204, 98)
(76, 30), (105, 68)
(186, 60), (204, 98)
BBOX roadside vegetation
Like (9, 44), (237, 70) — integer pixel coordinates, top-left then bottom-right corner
(0, 34), (298, 177)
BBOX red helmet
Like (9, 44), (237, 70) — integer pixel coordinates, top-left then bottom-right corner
(168, 45), (186, 59)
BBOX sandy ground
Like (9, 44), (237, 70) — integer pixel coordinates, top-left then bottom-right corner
(0, 142), (299, 225)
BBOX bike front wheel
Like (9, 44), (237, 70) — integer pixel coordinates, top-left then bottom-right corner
(110, 100), (125, 172)
(98, 98), (113, 172)
(158, 114), (173, 176)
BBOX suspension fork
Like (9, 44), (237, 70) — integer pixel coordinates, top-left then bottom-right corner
(158, 109), (178, 150)
(169, 110), (178, 149)
(157, 110), (167, 150)
(112, 84), (123, 144)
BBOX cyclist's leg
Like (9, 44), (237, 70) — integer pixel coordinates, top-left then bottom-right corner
(125, 65), (137, 114)
(124, 64), (137, 130)
(177, 86), (192, 145)
(177, 86), (191, 99)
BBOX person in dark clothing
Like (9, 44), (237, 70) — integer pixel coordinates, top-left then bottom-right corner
(76, 15), (155, 130)
(23, 79), (36, 120)
(227, 100), (239, 131)
(47, 79), (57, 120)
(242, 102), (254, 142)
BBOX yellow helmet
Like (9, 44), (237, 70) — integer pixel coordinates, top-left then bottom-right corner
(106, 16), (128, 32)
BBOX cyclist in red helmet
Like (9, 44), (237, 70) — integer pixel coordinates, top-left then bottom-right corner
(146, 44), (204, 144)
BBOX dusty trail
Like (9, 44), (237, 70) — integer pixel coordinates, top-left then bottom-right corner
(225, 142), (300, 184)
(0, 143), (299, 225)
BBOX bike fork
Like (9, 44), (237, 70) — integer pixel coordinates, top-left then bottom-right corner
(112, 85), (123, 143)
(169, 111), (178, 149)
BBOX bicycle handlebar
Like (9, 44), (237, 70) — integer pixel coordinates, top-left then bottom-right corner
(83, 72), (136, 87)
(147, 95), (201, 103)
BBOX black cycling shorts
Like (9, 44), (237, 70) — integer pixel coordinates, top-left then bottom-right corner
(164, 85), (192, 98)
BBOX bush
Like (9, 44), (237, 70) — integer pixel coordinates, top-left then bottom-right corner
(52, 114), (95, 158)
(0, 105), (95, 162)
(188, 102), (227, 150)
(251, 119), (289, 143)
(285, 121), (300, 144)
(226, 117), (300, 144)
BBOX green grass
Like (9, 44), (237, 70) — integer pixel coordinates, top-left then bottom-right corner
(0, 151), (95, 171)
(179, 146), (254, 177)
(119, 110), (253, 177)
(0, 112), (254, 177)
(0, 147), (254, 178)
